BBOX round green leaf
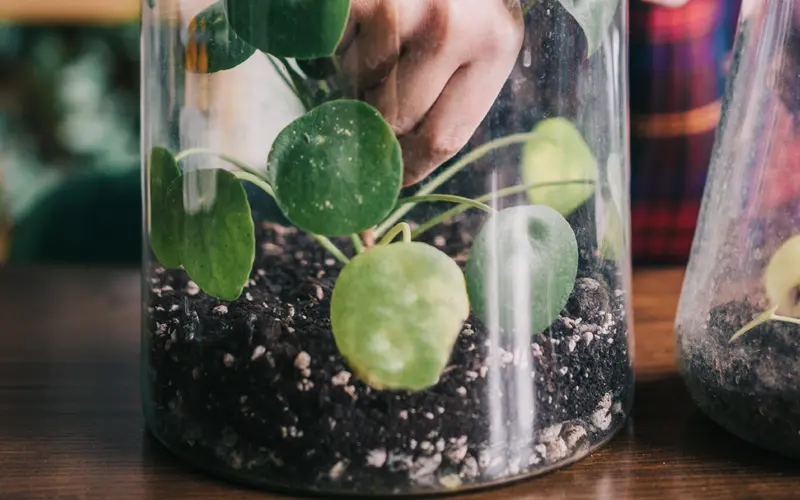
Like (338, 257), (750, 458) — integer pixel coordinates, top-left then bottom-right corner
(765, 235), (800, 317)
(466, 205), (578, 336)
(148, 147), (183, 268)
(185, 1), (256, 74)
(522, 117), (597, 217)
(181, 169), (255, 301)
(331, 242), (470, 391)
(268, 100), (402, 236)
(225, 0), (351, 59)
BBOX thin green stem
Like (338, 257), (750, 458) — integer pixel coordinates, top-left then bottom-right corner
(233, 171), (274, 197)
(397, 194), (496, 215)
(375, 132), (551, 237)
(311, 234), (350, 265)
(729, 305), (780, 343)
(772, 314), (800, 326)
(266, 54), (299, 99)
(175, 148), (270, 182)
(278, 57), (315, 110)
(379, 222), (412, 246)
(350, 233), (365, 254)
(411, 179), (596, 239)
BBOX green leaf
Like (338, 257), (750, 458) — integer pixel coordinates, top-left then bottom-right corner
(268, 100), (403, 236)
(225, 0), (351, 59)
(147, 0), (155, 7)
(466, 205), (578, 336)
(331, 242), (470, 391)
(764, 235), (800, 317)
(556, 0), (620, 56)
(521, 117), (597, 217)
(185, 1), (256, 74)
(181, 169), (255, 301)
(149, 147), (183, 268)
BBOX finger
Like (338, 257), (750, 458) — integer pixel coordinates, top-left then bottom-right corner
(399, 59), (511, 187)
(364, 40), (460, 136)
(341, 0), (431, 90)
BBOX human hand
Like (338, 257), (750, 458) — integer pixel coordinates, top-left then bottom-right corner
(339, 0), (524, 186)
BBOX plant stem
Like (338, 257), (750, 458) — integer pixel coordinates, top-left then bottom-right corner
(411, 179), (596, 239)
(175, 148), (270, 182)
(233, 171), (274, 197)
(773, 314), (800, 326)
(729, 305), (780, 342)
(375, 131), (551, 237)
(350, 233), (365, 254)
(397, 194), (496, 215)
(312, 234), (350, 265)
(278, 57), (315, 110)
(379, 222), (412, 245)
(266, 54), (300, 101)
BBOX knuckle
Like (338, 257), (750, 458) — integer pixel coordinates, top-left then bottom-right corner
(422, 130), (465, 162)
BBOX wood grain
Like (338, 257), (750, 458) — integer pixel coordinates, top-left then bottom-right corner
(0, 0), (139, 23)
(0, 265), (798, 499)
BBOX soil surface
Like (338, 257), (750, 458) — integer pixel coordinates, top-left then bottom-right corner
(678, 301), (800, 459)
(144, 214), (633, 495)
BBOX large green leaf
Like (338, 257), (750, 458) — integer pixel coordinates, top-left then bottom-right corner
(521, 117), (597, 216)
(149, 147), (183, 268)
(225, 0), (351, 59)
(466, 205), (578, 336)
(268, 100), (403, 236)
(185, 1), (256, 74)
(331, 242), (470, 391)
(181, 169), (255, 301)
(556, 0), (620, 56)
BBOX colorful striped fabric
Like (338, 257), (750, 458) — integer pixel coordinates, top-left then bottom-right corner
(629, 0), (741, 264)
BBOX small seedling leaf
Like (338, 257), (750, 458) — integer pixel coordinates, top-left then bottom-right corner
(225, 0), (351, 59)
(331, 242), (470, 391)
(181, 169), (255, 301)
(268, 100), (403, 236)
(185, 1), (256, 74)
(149, 147), (184, 268)
(764, 234), (800, 317)
(466, 205), (578, 336)
(556, 0), (620, 56)
(521, 117), (597, 217)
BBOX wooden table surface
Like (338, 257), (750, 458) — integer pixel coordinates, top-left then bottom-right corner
(0, 265), (798, 499)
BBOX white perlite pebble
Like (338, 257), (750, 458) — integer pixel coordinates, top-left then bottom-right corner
(424, 412), (435, 420)
(584, 331), (594, 344)
(433, 235), (446, 247)
(186, 281), (200, 295)
(398, 410), (409, 420)
(563, 423), (587, 449)
(294, 351), (311, 371)
(591, 393), (613, 430)
(420, 441), (433, 452)
(546, 438), (568, 462)
(559, 366), (569, 376)
(410, 453), (442, 480)
(366, 449), (387, 468)
(223, 353), (235, 367)
(534, 444), (547, 460)
(436, 439), (446, 452)
(567, 338), (577, 352)
(213, 305), (228, 315)
(456, 386), (467, 397)
(330, 371), (351, 386)
(329, 461), (348, 479)
(460, 456), (479, 478)
(446, 444), (468, 463)
(539, 423), (563, 443)
(465, 371), (479, 381)
(170, 304), (180, 312)
(439, 474), (462, 489)
(479, 366), (488, 378)
(251, 346), (266, 361)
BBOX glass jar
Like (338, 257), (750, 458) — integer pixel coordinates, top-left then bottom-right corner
(141, 0), (633, 494)
(675, 0), (800, 459)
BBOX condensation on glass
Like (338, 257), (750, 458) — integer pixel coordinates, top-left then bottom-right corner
(141, 0), (633, 494)
(676, 0), (800, 459)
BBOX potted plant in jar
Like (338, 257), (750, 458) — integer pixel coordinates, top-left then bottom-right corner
(143, 0), (631, 495)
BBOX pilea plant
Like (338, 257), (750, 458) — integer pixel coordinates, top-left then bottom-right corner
(147, 0), (621, 391)
(730, 234), (800, 342)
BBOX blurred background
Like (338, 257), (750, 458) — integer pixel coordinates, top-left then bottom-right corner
(0, 0), (741, 268)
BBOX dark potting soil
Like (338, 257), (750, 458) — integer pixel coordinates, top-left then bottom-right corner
(678, 301), (800, 460)
(144, 214), (633, 495)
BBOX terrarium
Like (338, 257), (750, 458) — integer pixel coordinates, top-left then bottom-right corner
(141, 0), (632, 494)
(675, 0), (800, 459)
